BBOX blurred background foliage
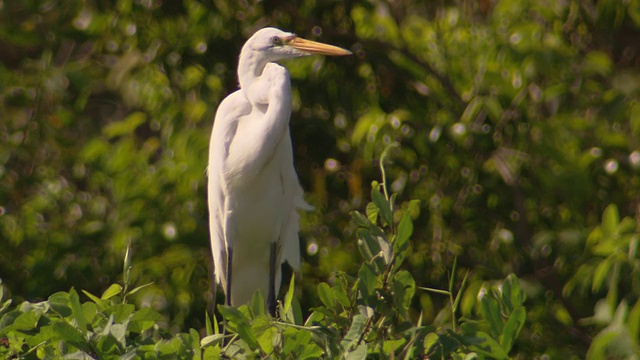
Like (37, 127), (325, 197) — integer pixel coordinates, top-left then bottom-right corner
(1, 0), (639, 357)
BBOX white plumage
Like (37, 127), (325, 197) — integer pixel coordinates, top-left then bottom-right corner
(207, 28), (350, 311)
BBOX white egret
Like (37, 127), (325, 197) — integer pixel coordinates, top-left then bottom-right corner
(207, 27), (351, 313)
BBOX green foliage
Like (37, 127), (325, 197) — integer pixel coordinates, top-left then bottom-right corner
(0, 262), (194, 359)
(205, 154), (526, 358)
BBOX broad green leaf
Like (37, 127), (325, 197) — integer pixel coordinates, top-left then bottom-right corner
(129, 307), (164, 333)
(395, 212), (413, 251)
(217, 305), (258, 348)
(48, 292), (72, 317)
(51, 322), (92, 354)
(392, 270), (416, 318)
(366, 202), (379, 224)
(480, 294), (503, 338)
(101, 284), (123, 300)
(203, 345), (222, 360)
(341, 313), (367, 352)
(299, 341), (325, 360)
(500, 307), (526, 352)
(69, 288), (87, 333)
(462, 330), (509, 359)
(0, 310), (21, 334)
(304, 308), (326, 327)
(423, 332), (439, 353)
(318, 282), (335, 309)
(12, 310), (40, 331)
(602, 204), (619, 235)
(82, 302), (98, 327)
(357, 229), (387, 273)
(383, 338), (406, 356)
(351, 211), (375, 230)
(357, 264), (377, 300)
(505, 274), (525, 309)
(345, 341), (367, 360)
(291, 296), (304, 326)
(189, 328), (201, 355)
(253, 317), (276, 354)
(333, 279), (351, 308)
(105, 304), (135, 323)
(371, 187), (393, 227)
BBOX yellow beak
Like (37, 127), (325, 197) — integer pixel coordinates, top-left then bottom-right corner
(288, 37), (352, 56)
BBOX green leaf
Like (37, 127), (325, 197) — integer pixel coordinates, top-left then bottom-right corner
(0, 310), (21, 334)
(205, 311), (213, 336)
(13, 310), (40, 331)
(103, 112), (147, 139)
(69, 288), (87, 333)
(371, 187), (393, 227)
(105, 303), (135, 323)
(351, 210), (375, 229)
(602, 204), (620, 235)
(250, 290), (265, 318)
(395, 212), (413, 251)
(500, 307), (526, 352)
(462, 330), (509, 359)
(0, 299), (11, 315)
(201, 334), (225, 348)
(366, 202), (380, 224)
(127, 282), (154, 297)
(383, 338), (406, 356)
(333, 278), (351, 308)
(48, 292), (73, 317)
(81, 289), (107, 310)
(423, 332), (439, 353)
(592, 256), (613, 292)
(101, 284), (123, 300)
(290, 296), (304, 326)
(392, 270), (416, 318)
(318, 282), (335, 309)
(282, 274), (295, 318)
(357, 229), (388, 273)
(253, 316), (277, 354)
(357, 264), (377, 300)
(505, 274), (525, 309)
(628, 300), (640, 341)
(341, 313), (367, 352)
(129, 307), (164, 333)
(217, 305), (258, 348)
(51, 322), (92, 354)
(480, 294), (503, 338)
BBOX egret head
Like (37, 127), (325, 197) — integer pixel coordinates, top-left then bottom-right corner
(243, 27), (352, 62)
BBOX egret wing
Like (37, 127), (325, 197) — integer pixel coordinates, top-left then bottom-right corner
(207, 90), (251, 295)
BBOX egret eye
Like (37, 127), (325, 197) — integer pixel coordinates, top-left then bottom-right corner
(271, 36), (283, 46)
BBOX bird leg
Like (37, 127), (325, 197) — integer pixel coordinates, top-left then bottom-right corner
(268, 242), (277, 316)
(226, 246), (233, 306)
